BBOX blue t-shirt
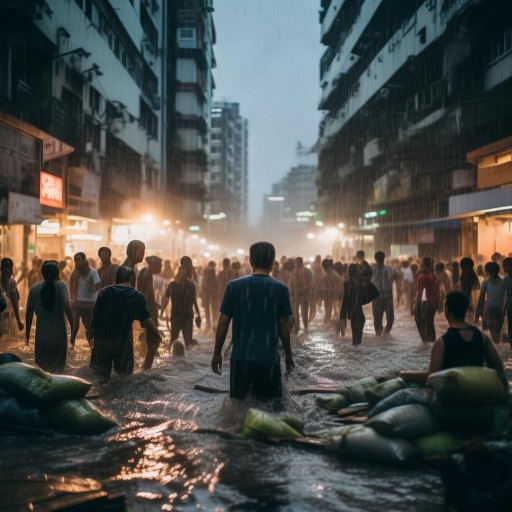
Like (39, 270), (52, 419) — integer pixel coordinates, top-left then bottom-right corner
(220, 274), (293, 363)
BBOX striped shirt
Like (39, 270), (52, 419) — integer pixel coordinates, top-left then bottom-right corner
(26, 281), (70, 341)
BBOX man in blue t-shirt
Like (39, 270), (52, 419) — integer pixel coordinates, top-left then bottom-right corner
(211, 241), (294, 400)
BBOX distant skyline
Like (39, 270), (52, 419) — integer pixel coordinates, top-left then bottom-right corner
(213, 0), (323, 225)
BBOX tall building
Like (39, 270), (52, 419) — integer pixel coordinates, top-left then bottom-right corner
(168, 0), (216, 227)
(318, 0), (512, 260)
(262, 143), (318, 226)
(0, 0), (168, 261)
(210, 101), (248, 227)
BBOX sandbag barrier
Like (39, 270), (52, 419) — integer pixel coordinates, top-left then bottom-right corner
(0, 362), (117, 435)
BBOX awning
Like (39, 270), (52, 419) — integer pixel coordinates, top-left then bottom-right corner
(448, 187), (512, 217)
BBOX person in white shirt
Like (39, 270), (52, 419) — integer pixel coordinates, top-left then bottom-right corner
(70, 252), (101, 348)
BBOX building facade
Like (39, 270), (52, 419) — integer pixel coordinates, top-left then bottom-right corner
(169, 0), (216, 227)
(318, 0), (512, 260)
(0, 0), (169, 261)
(210, 101), (248, 227)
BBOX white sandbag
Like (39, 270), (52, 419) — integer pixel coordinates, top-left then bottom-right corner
(338, 377), (379, 404)
(334, 425), (418, 464)
(368, 387), (434, 418)
(366, 404), (440, 438)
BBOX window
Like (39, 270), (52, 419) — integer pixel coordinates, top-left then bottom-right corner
(89, 86), (100, 114)
(179, 28), (195, 40)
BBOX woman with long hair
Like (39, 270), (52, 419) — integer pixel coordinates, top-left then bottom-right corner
(475, 262), (506, 343)
(25, 260), (73, 372)
(69, 252), (101, 348)
(413, 257), (438, 342)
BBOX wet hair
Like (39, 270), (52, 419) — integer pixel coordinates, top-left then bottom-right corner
(250, 241), (275, 269)
(322, 258), (334, 271)
(208, 260), (216, 267)
(348, 263), (359, 279)
(375, 251), (385, 263)
(460, 257), (474, 270)
(356, 250), (365, 259)
(98, 246), (111, 257)
(74, 252), (90, 277)
(146, 255), (163, 266)
(503, 257), (512, 272)
(40, 260), (60, 310)
(116, 265), (135, 284)
(0, 257), (13, 272)
(180, 255), (193, 267)
(126, 240), (145, 260)
(222, 258), (230, 269)
(435, 262), (445, 273)
(445, 291), (469, 321)
(485, 261), (500, 276)
(421, 257), (433, 272)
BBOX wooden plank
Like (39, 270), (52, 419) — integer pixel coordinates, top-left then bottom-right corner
(337, 405), (369, 418)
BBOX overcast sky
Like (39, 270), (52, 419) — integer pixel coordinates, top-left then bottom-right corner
(213, 0), (323, 225)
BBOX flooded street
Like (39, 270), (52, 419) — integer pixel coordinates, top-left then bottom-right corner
(2, 306), (511, 511)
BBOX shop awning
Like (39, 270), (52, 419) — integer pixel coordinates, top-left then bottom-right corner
(449, 187), (512, 217)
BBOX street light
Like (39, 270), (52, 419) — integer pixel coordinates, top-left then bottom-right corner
(52, 47), (91, 60)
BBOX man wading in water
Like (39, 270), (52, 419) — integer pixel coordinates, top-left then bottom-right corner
(211, 241), (294, 401)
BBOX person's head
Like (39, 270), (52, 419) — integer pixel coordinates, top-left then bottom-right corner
(452, 261), (460, 280)
(164, 259), (171, 268)
(98, 247), (112, 265)
(145, 255), (163, 274)
(322, 258), (334, 272)
(41, 260), (60, 281)
(333, 261), (343, 276)
(476, 264), (484, 277)
(401, 260), (409, 269)
(59, 260), (67, 271)
(315, 254), (322, 264)
(295, 256), (304, 269)
(503, 257), (512, 275)
(40, 260), (60, 310)
(348, 263), (359, 279)
(222, 258), (230, 270)
(356, 250), (365, 261)
(460, 257), (474, 271)
(283, 259), (294, 272)
(374, 251), (385, 264)
(435, 262), (445, 274)
(421, 256), (433, 273)
(444, 291), (470, 322)
(116, 265), (136, 287)
(491, 252), (502, 264)
(0, 257), (14, 277)
(126, 240), (145, 264)
(174, 266), (187, 283)
(485, 261), (500, 277)
(208, 260), (216, 269)
(249, 241), (275, 271)
(73, 252), (90, 276)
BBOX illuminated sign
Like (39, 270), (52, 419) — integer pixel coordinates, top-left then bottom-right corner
(40, 171), (63, 208)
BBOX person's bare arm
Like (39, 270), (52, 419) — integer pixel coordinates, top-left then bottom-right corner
(483, 334), (507, 388)
(428, 336), (445, 374)
(25, 299), (34, 344)
(10, 289), (23, 330)
(278, 316), (294, 375)
(211, 313), (231, 374)
(70, 306), (79, 346)
(141, 317), (162, 340)
(64, 301), (74, 335)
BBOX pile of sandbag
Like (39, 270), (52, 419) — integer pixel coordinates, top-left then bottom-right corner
(0, 362), (117, 435)
(317, 368), (510, 465)
(241, 408), (304, 440)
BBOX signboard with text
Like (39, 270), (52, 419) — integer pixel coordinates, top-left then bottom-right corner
(40, 171), (63, 208)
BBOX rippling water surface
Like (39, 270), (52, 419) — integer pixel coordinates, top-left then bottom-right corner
(1, 307), (511, 511)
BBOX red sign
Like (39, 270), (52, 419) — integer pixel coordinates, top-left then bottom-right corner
(40, 171), (63, 208)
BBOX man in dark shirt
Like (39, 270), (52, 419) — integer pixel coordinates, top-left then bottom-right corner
(90, 266), (161, 378)
(161, 266), (201, 349)
(211, 241), (295, 401)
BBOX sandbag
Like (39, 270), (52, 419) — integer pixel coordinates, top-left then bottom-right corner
(432, 402), (507, 435)
(279, 414), (305, 435)
(366, 404), (440, 438)
(242, 408), (302, 440)
(0, 397), (44, 429)
(368, 387), (434, 418)
(413, 432), (463, 457)
(315, 394), (349, 412)
(427, 367), (507, 406)
(334, 425), (418, 464)
(338, 377), (378, 404)
(40, 399), (117, 435)
(0, 363), (91, 406)
(364, 378), (407, 406)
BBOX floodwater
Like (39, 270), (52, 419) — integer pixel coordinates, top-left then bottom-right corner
(1, 306), (511, 511)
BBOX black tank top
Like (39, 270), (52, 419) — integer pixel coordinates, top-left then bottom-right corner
(442, 326), (485, 369)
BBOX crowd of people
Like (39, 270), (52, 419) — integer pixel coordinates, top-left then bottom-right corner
(0, 242), (510, 397)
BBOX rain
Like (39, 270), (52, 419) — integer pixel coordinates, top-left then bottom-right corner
(0, 1), (512, 511)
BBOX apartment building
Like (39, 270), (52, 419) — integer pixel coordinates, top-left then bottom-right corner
(210, 101), (248, 227)
(0, 0), (167, 260)
(318, 0), (512, 260)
